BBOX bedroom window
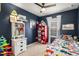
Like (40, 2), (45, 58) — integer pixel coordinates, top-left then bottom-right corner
(46, 15), (61, 44)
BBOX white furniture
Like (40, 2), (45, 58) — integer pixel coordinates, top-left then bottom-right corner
(12, 38), (27, 55)
(47, 15), (61, 44)
(10, 14), (27, 56)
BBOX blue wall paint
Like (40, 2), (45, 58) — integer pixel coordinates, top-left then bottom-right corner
(77, 7), (79, 37)
(0, 3), (39, 44)
(0, 12), (11, 43)
(40, 9), (78, 36)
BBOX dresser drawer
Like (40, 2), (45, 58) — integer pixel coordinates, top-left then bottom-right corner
(14, 45), (26, 55)
(11, 38), (27, 56)
(14, 48), (25, 55)
(15, 42), (26, 50)
(17, 40), (26, 46)
(12, 39), (26, 46)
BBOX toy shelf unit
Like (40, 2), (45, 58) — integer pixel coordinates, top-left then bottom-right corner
(10, 14), (27, 56)
(36, 21), (48, 44)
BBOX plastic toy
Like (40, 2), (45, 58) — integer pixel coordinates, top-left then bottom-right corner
(0, 35), (13, 56)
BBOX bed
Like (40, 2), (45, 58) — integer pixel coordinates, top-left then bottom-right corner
(44, 36), (79, 56)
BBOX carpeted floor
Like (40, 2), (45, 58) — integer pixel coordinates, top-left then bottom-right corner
(18, 42), (47, 56)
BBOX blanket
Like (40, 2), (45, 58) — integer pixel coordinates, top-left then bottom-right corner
(44, 38), (79, 56)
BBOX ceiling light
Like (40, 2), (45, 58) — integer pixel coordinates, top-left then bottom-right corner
(40, 7), (46, 13)
(41, 7), (46, 11)
(40, 3), (46, 13)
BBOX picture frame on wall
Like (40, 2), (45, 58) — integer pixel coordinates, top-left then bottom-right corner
(62, 24), (74, 30)
(30, 19), (36, 28)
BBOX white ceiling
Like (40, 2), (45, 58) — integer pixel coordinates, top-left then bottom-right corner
(12, 3), (79, 16)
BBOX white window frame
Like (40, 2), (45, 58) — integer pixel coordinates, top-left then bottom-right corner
(46, 15), (61, 44)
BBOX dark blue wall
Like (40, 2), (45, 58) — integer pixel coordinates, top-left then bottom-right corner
(41, 9), (78, 36)
(78, 7), (79, 37)
(0, 3), (39, 44)
(0, 11), (11, 43)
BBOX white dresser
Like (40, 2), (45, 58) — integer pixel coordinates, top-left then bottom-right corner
(12, 38), (27, 56)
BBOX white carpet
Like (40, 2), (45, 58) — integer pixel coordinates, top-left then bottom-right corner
(18, 42), (47, 56)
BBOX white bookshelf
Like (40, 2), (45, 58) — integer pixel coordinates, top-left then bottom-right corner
(10, 14), (27, 56)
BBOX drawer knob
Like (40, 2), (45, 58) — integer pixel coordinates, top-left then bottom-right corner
(21, 42), (23, 43)
(20, 49), (23, 51)
(20, 45), (23, 47)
